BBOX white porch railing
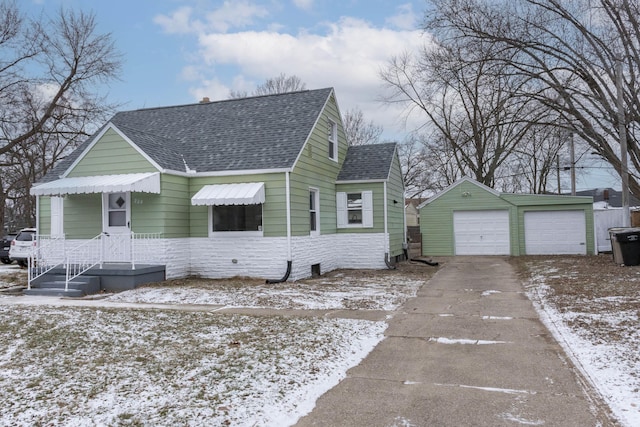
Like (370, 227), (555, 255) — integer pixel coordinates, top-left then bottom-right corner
(64, 233), (105, 291)
(28, 232), (163, 290)
(129, 232), (164, 268)
(27, 234), (66, 289)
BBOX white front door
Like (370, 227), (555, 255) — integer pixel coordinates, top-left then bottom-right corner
(50, 196), (64, 237)
(102, 192), (131, 262)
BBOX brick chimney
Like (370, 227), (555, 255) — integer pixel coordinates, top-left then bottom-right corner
(200, 97), (210, 103)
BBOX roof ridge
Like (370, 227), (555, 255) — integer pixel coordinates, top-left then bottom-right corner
(127, 87), (333, 113)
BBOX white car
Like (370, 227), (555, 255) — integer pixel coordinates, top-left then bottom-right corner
(9, 228), (36, 267)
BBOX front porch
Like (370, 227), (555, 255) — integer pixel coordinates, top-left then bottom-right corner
(27, 233), (166, 297)
(25, 263), (166, 297)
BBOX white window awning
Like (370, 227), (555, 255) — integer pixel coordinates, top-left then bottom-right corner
(30, 172), (161, 196)
(191, 182), (265, 206)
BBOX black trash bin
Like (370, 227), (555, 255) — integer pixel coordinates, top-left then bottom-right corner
(614, 230), (640, 266)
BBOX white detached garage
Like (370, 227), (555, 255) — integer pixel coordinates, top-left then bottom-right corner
(418, 178), (595, 256)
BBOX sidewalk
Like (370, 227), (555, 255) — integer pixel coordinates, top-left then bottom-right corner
(295, 257), (616, 426)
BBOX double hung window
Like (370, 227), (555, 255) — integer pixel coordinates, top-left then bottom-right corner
(336, 191), (373, 228)
(347, 193), (363, 224)
(328, 119), (337, 161)
(309, 188), (320, 235)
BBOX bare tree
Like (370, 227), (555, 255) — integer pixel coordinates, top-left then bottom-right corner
(342, 107), (383, 146)
(381, 37), (545, 189)
(504, 126), (565, 193)
(423, 0), (640, 195)
(398, 132), (451, 198)
(0, 2), (122, 231)
(229, 73), (306, 98)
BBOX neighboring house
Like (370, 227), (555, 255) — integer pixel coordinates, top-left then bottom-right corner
(31, 88), (405, 283)
(575, 188), (640, 208)
(418, 177), (595, 256)
(405, 199), (424, 227)
(405, 198), (426, 258)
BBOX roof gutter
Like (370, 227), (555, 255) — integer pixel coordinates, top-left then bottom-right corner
(160, 167), (292, 178)
(336, 179), (387, 184)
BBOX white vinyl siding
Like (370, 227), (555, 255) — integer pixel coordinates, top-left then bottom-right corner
(336, 191), (373, 228)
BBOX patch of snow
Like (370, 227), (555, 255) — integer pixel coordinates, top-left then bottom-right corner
(525, 275), (640, 427)
(428, 337), (511, 345)
(104, 276), (426, 311)
(390, 417), (418, 427)
(499, 412), (545, 425)
(0, 305), (386, 426)
(481, 290), (502, 297)
(435, 383), (534, 395)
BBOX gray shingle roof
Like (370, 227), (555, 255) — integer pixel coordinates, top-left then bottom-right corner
(44, 88), (333, 182)
(110, 88), (333, 172)
(337, 142), (397, 181)
(575, 188), (640, 207)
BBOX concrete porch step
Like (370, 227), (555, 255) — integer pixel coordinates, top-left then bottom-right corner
(25, 275), (101, 297)
(23, 287), (85, 298)
(25, 264), (165, 296)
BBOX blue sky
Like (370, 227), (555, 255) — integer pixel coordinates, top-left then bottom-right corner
(26, 0), (427, 141)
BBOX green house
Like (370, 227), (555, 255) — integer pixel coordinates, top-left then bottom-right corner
(418, 177), (595, 256)
(31, 88), (406, 283)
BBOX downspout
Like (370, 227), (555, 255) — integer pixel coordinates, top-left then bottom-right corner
(383, 181), (396, 270)
(266, 171), (293, 283)
(35, 195), (40, 233)
(403, 195), (408, 260)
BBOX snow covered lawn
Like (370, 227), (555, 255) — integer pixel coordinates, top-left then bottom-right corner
(0, 266), (433, 426)
(516, 255), (640, 427)
(103, 270), (428, 311)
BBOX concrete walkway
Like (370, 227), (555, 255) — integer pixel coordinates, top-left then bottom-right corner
(296, 257), (616, 427)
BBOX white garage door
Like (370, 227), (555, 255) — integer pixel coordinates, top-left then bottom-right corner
(453, 210), (510, 255)
(524, 210), (586, 255)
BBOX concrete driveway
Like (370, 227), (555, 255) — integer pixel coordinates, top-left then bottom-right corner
(296, 256), (616, 427)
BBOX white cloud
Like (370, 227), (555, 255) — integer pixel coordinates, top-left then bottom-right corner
(292, 0), (314, 12)
(153, 6), (199, 34)
(386, 3), (419, 31)
(155, 3), (430, 139)
(179, 65), (203, 82)
(190, 16), (425, 138)
(154, 1), (269, 34)
(204, 1), (269, 33)
(189, 77), (231, 102)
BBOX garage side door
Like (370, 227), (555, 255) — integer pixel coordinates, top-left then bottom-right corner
(453, 210), (510, 255)
(524, 210), (586, 255)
